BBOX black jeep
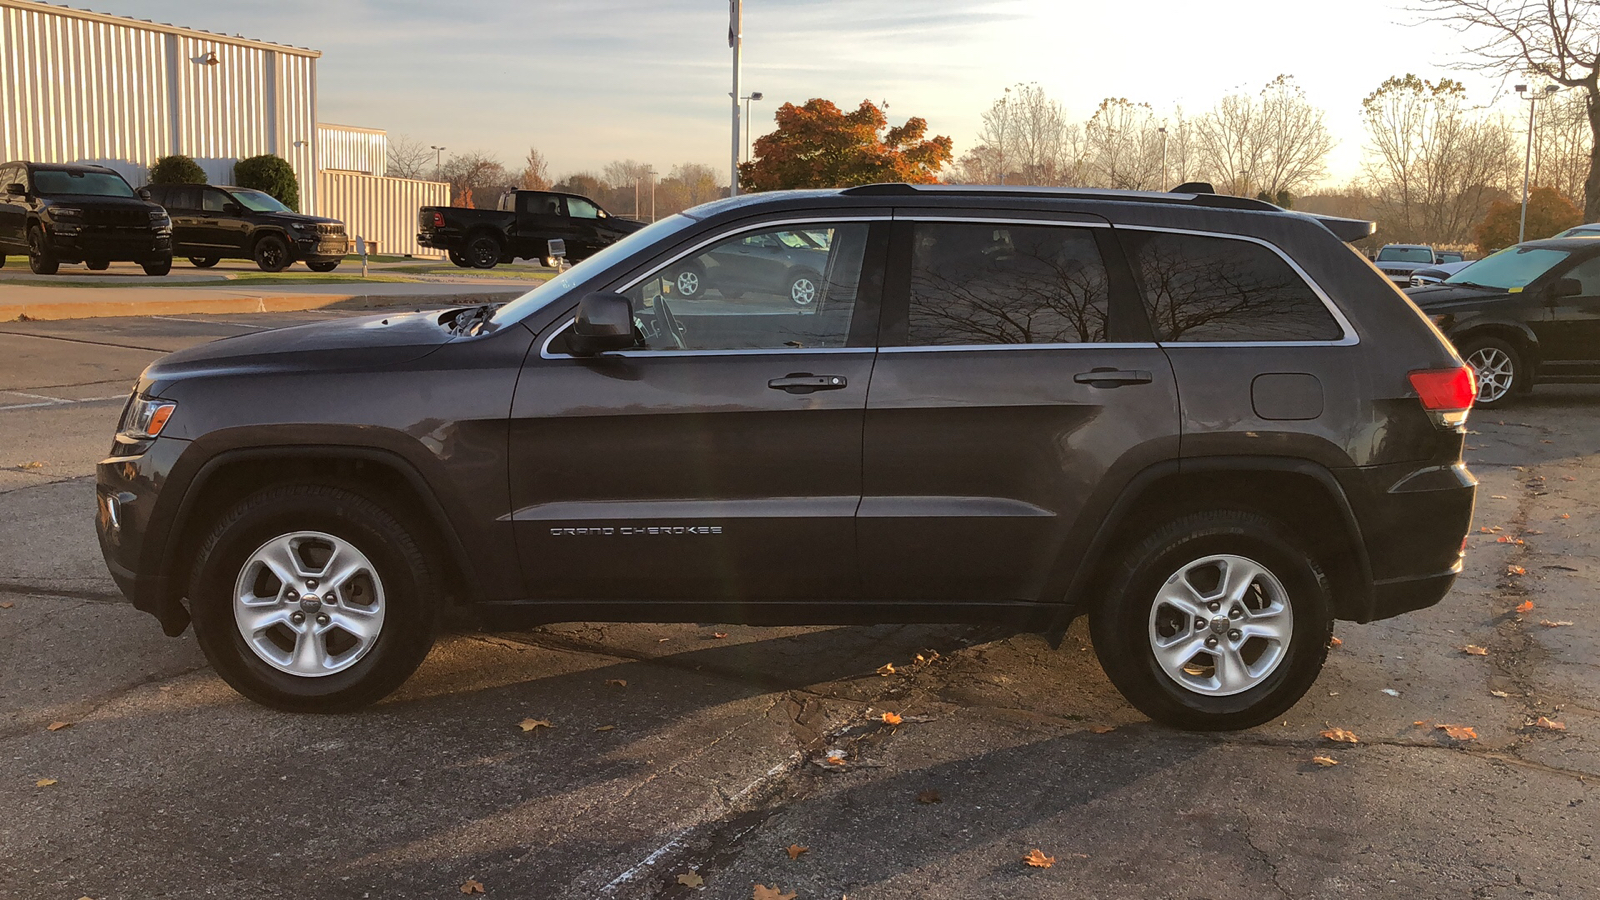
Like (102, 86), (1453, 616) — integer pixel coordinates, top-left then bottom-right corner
(0, 161), (172, 275)
(141, 183), (348, 272)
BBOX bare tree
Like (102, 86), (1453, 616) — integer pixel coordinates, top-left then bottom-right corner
(1193, 76), (1335, 199)
(955, 84), (1084, 185)
(519, 147), (551, 190)
(665, 162), (724, 208)
(1416, 0), (1600, 219)
(386, 133), (434, 181)
(439, 152), (509, 208)
(1084, 98), (1164, 190)
(1533, 88), (1594, 208)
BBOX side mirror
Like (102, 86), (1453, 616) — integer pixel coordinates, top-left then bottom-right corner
(5, 183), (24, 196)
(137, 187), (153, 201)
(223, 202), (243, 215)
(569, 292), (635, 355)
(1548, 277), (1582, 300)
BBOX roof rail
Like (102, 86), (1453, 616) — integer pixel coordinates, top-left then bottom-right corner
(838, 182), (1278, 211)
(1305, 214), (1376, 243)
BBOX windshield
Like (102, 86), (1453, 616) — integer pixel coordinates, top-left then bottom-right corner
(1444, 245), (1570, 291)
(1378, 246), (1433, 263)
(229, 189), (292, 213)
(490, 215), (700, 325)
(32, 170), (135, 198)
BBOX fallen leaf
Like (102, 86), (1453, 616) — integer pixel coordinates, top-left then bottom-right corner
(1329, 636), (1342, 648)
(1413, 720), (1431, 727)
(1380, 688), (1400, 697)
(1023, 848), (1056, 869)
(459, 878), (485, 895)
(1089, 725), (1116, 734)
(752, 885), (797, 900)
(657, 637), (670, 643)
(1533, 716), (1566, 731)
(1490, 494), (1509, 499)
(518, 718), (552, 732)
(1540, 620), (1574, 628)
(786, 844), (809, 860)
(1507, 566), (1527, 576)
(916, 789), (942, 804)
(1560, 513), (1571, 519)
(35, 777), (57, 787)
(824, 749), (847, 766)
(594, 725), (614, 732)
(1495, 536), (1524, 544)
(1561, 475), (1577, 481)
(677, 871), (704, 888)
(1311, 755), (1340, 767)
(1516, 600), (1535, 613)
(18, 461), (44, 469)
(1463, 645), (1488, 656)
(1490, 690), (1511, 698)
(881, 712), (902, 726)
(1526, 530), (1544, 535)
(46, 721), (71, 731)
(0, 601), (13, 609)
(606, 679), (627, 687)
(1319, 727), (1360, 744)
(1437, 724), (1478, 741)
(712, 632), (729, 639)
(876, 663), (896, 676)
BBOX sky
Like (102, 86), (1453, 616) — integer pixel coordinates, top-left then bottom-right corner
(78, 0), (1519, 188)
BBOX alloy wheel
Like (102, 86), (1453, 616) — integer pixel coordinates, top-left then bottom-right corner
(1147, 553), (1293, 696)
(232, 531), (386, 677)
(1465, 346), (1514, 404)
(790, 276), (817, 306)
(675, 269), (701, 297)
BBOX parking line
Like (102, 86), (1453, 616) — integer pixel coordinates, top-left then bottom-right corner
(149, 316), (266, 329)
(0, 393), (125, 412)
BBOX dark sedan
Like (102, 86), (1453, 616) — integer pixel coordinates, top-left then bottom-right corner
(1406, 237), (1600, 406)
(668, 227), (831, 306)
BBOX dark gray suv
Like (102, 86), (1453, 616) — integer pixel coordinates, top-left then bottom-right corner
(96, 184), (1478, 730)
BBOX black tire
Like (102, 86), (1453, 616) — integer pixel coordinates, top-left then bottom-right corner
(448, 249), (471, 268)
(786, 269), (821, 307)
(141, 256), (172, 277)
(85, 257), (110, 271)
(466, 234), (501, 269)
(306, 260), (340, 273)
(253, 234), (291, 272)
(672, 260), (706, 298)
(188, 484), (438, 712)
(189, 256), (220, 268)
(1457, 336), (1523, 408)
(27, 227), (58, 275)
(1090, 510), (1333, 731)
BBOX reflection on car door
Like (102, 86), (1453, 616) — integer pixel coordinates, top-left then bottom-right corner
(506, 219), (889, 602)
(200, 188), (248, 254)
(859, 216), (1181, 601)
(562, 195), (605, 257)
(1538, 253), (1600, 373)
(0, 165), (26, 249)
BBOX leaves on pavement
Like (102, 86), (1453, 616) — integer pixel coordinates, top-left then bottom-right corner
(752, 885), (796, 900)
(606, 678), (627, 687)
(1319, 727), (1359, 744)
(875, 663), (896, 676)
(1533, 716), (1566, 731)
(1540, 620), (1574, 628)
(1490, 690), (1512, 698)
(1516, 600), (1535, 613)
(1437, 724), (1478, 741)
(916, 789), (942, 804)
(1329, 636), (1342, 648)
(1311, 756), (1340, 767)
(0, 601), (13, 609)
(1089, 725), (1116, 734)
(1463, 645), (1488, 656)
(712, 632), (730, 639)
(46, 721), (72, 731)
(18, 461), (44, 470)
(35, 777), (57, 787)
(1023, 848), (1055, 868)
(518, 718), (552, 732)
(459, 877), (485, 894)
(1495, 536), (1524, 545)
(1507, 566), (1527, 576)
(786, 844), (809, 860)
(881, 712), (902, 725)
(676, 871), (704, 888)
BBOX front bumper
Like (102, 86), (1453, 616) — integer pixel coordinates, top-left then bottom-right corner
(50, 227), (171, 261)
(1335, 461), (1477, 622)
(295, 233), (348, 261)
(96, 435), (191, 635)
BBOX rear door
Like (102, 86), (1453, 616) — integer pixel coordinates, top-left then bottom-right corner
(508, 216), (890, 601)
(515, 192), (576, 258)
(859, 213), (1180, 601)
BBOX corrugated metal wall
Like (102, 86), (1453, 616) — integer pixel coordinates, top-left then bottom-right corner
(318, 124), (386, 176)
(318, 171), (448, 258)
(0, 0), (317, 210)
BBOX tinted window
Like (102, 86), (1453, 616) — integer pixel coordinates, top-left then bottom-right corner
(201, 188), (229, 213)
(520, 193), (561, 216)
(1378, 246), (1434, 263)
(567, 197), (600, 219)
(610, 222), (872, 352)
(1445, 246), (1569, 291)
(906, 222), (1110, 345)
(1563, 255), (1600, 296)
(32, 170), (134, 198)
(1125, 231), (1342, 342)
(230, 189), (290, 213)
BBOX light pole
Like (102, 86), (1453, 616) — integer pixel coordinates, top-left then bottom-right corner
(645, 166), (657, 221)
(740, 91), (764, 162)
(1158, 126), (1168, 190)
(430, 145), (445, 172)
(729, 0), (742, 197)
(1516, 84), (1560, 243)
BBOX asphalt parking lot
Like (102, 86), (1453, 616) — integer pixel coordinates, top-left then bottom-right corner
(2, 309), (1597, 899)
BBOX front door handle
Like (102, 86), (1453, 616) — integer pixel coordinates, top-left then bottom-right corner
(769, 373), (848, 394)
(1073, 368), (1153, 388)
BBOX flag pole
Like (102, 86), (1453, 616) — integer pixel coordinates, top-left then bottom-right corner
(730, 0), (742, 197)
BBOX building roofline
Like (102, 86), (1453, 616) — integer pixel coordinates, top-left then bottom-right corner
(0, 0), (322, 57)
(317, 123), (387, 135)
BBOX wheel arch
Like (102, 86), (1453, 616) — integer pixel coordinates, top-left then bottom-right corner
(1450, 321), (1540, 369)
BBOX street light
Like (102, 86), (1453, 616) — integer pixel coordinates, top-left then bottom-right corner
(1158, 126), (1168, 190)
(729, 0), (743, 197)
(430, 145), (446, 174)
(645, 165), (658, 222)
(1515, 84), (1560, 243)
(740, 91), (764, 162)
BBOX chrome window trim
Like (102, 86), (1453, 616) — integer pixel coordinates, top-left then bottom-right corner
(540, 215), (887, 360)
(1113, 223), (1359, 347)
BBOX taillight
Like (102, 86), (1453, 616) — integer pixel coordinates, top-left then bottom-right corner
(1409, 365), (1475, 428)
(429, 211), (445, 228)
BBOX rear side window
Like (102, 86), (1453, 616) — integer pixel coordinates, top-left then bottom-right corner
(1122, 231), (1342, 343)
(906, 221), (1111, 345)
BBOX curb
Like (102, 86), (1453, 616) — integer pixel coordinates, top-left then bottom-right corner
(3, 289), (527, 321)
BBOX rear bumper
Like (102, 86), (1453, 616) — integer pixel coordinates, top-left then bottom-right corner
(417, 232), (465, 251)
(1335, 461), (1476, 622)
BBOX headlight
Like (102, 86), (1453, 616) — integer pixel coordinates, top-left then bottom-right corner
(52, 207), (83, 219)
(289, 222), (311, 232)
(149, 210), (169, 223)
(119, 396), (177, 439)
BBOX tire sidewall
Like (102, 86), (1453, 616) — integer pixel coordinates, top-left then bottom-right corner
(190, 488), (435, 711)
(254, 235), (290, 272)
(467, 235), (500, 269)
(1092, 514), (1332, 730)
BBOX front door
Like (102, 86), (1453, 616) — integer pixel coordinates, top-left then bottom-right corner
(515, 192), (576, 260)
(859, 215), (1180, 601)
(0, 165), (26, 250)
(1536, 252), (1600, 374)
(508, 218), (889, 601)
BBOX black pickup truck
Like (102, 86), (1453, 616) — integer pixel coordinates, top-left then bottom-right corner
(417, 190), (646, 269)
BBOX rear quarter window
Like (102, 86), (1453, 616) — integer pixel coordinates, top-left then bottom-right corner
(1122, 230), (1343, 343)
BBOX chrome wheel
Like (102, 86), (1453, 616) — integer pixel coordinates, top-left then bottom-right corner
(233, 531), (386, 677)
(789, 275), (817, 306)
(675, 269), (701, 297)
(1147, 553), (1293, 697)
(1465, 346), (1514, 404)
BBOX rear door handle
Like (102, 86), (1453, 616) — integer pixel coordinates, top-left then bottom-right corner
(1073, 368), (1153, 388)
(768, 373), (848, 394)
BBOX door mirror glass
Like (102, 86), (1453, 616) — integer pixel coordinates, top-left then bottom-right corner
(137, 187), (153, 201)
(570, 292), (636, 355)
(1549, 277), (1582, 300)
(5, 183), (24, 196)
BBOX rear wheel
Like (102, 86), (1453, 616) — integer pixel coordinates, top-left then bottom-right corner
(85, 257), (110, 271)
(1090, 510), (1333, 731)
(189, 256), (220, 268)
(27, 227), (58, 275)
(448, 249), (471, 268)
(141, 256), (172, 276)
(305, 260), (340, 273)
(1458, 336), (1522, 408)
(253, 234), (290, 272)
(466, 234), (500, 269)
(189, 484), (438, 712)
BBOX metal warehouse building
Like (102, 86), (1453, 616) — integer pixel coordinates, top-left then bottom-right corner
(0, 0), (447, 256)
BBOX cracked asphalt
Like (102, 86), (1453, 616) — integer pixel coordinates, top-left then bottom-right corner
(1, 310), (1597, 899)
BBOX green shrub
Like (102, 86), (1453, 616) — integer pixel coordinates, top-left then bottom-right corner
(149, 155), (207, 184)
(233, 154), (300, 211)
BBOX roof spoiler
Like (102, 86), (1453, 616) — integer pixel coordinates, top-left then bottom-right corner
(1308, 214), (1376, 243)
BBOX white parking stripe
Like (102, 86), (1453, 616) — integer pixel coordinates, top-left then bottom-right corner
(0, 393), (125, 412)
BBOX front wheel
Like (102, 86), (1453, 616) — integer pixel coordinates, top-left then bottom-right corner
(672, 261), (705, 298)
(787, 269), (820, 307)
(1458, 337), (1522, 408)
(188, 484), (438, 712)
(27, 227), (58, 275)
(305, 260), (340, 273)
(1090, 510), (1333, 731)
(189, 256), (220, 268)
(85, 257), (110, 271)
(254, 234), (290, 272)
(141, 256), (172, 276)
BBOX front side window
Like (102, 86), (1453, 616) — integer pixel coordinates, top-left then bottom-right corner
(567, 197), (600, 219)
(1124, 230), (1343, 342)
(906, 221), (1111, 345)
(201, 189), (230, 213)
(1560, 255), (1600, 297)
(32, 170), (135, 198)
(229, 189), (290, 213)
(605, 222), (873, 352)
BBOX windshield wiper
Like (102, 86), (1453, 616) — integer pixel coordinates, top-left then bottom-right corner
(1447, 281), (1501, 291)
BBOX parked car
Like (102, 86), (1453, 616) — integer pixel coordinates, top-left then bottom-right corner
(1407, 236), (1600, 407)
(0, 161), (172, 275)
(1373, 243), (1441, 285)
(1408, 259), (1474, 287)
(417, 190), (646, 269)
(1552, 222), (1600, 239)
(669, 226), (831, 306)
(99, 183), (1477, 731)
(141, 183), (348, 272)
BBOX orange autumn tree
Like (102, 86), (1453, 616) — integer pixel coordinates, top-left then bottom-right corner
(739, 99), (953, 191)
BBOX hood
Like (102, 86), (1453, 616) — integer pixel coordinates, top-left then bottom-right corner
(1403, 282), (1510, 308)
(140, 310), (455, 395)
(50, 194), (164, 215)
(261, 211), (341, 227)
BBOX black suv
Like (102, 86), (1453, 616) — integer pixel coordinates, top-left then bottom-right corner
(142, 183), (348, 272)
(97, 184), (1478, 730)
(1407, 237), (1600, 407)
(0, 161), (172, 275)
